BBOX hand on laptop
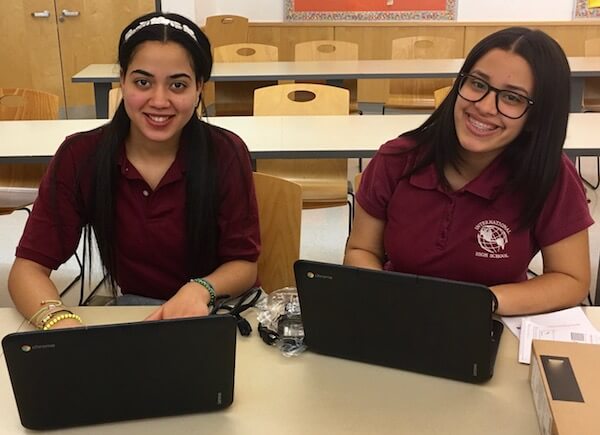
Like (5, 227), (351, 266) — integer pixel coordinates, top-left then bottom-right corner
(144, 282), (210, 321)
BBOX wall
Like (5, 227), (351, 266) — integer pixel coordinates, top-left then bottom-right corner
(185, 0), (577, 24)
(457, 0), (574, 21)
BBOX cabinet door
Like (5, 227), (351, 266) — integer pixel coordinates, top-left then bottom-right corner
(55, 0), (155, 117)
(0, 0), (65, 109)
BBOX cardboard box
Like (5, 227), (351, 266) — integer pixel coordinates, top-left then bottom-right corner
(530, 340), (600, 435)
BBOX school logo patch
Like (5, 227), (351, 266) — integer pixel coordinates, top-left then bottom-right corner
(474, 220), (510, 259)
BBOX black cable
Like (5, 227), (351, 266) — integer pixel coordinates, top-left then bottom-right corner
(210, 287), (263, 336)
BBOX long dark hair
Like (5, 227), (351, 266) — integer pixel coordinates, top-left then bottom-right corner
(60, 13), (222, 294)
(401, 27), (570, 228)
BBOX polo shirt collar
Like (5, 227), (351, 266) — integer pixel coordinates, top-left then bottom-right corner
(409, 153), (509, 200)
(117, 143), (186, 185)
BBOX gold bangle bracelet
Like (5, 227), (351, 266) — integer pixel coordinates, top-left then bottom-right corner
(42, 313), (83, 331)
(28, 300), (63, 327)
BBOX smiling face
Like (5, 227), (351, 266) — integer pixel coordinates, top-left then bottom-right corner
(120, 40), (202, 149)
(454, 48), (534, 166)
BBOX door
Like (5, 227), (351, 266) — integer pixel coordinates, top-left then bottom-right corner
(55, 0), (155, 117)
(0, 1), (65, 108)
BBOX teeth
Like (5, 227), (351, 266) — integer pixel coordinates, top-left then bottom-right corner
(468, 115), (496, 131)
(148, 115), (170, 122)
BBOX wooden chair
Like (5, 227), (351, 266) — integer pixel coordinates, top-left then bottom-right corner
(254, 83), (353, 229)
(384, 36), (459, 113)
(583, 38), (600, 112)
(0, 88), (58, 215)
(295, 40), (361, 114)
(203, 15), (248, 48)
(108, 87), (122, 118)
(0, 88), (86, 299)
(253, 172), (302, 293)
(578, 39), (600, 189)
(434, 85), (453, 108)
(213, 43), (279, 116)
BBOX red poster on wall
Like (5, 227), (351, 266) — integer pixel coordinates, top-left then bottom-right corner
(285, 0), (456, 21)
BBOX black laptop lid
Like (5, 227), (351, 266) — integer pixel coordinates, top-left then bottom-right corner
(294, 260), (502, 383)
(2, 315), (236, 430)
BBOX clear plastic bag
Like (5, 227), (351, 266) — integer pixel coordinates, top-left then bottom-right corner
(256, 287), (306, 357)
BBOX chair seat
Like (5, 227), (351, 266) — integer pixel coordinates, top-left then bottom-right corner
(583, 97), (600, 112)
(384, 94), (435, 110)
(0, 187), (38, 214)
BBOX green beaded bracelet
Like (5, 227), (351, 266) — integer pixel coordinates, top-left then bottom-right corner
(191, 278), (216, 307)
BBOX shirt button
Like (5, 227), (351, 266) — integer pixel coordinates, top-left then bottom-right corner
(142, 190), (149, 197)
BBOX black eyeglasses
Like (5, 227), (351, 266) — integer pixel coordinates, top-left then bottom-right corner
(457, 73), (534, 119)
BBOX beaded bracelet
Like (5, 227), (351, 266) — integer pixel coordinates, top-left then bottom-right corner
(191, 278), (216, 307)
(38, 309), (73, 329)
(42, 313), (83, 330)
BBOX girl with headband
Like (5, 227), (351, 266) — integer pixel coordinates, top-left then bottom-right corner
(9, 12), (260, 328)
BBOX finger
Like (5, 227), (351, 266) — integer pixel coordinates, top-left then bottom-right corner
(144, 306), (163, 321)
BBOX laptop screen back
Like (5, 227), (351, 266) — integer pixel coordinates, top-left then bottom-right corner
(2, 315), (236, 430)
(294, 260), (502, 383)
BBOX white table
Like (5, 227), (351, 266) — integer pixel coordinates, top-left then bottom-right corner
(0, 113), (599, 163)
(4, 306), (598, 434)
(72, 57), (600, 117)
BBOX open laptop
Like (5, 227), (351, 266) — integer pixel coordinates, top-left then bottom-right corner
(2, 315), (236, 430)
(294, 260), (503, 383)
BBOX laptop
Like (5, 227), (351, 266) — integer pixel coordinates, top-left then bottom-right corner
(294, 260), (503, 383)
(2, 315), (237, 430)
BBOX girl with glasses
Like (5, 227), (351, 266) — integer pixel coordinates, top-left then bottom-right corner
(345, 27), (593, 316)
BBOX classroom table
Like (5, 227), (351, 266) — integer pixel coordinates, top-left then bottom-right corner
(2, 306), (597, 434)
(0, 113), (599, 164)
(72, 57), (600, 118)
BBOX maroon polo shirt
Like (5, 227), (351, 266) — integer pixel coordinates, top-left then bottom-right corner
(16, 125), (260, 299)
(357, 136), (593, 287)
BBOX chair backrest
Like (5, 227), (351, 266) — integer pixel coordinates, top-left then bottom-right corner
(213, 43), (279, 116)
(253, 172), (302, 293)
(204, 15), (248, 48)
(294, 40), (360, 113)
(0, 88), (59, 190)
(108, 87), (122, 118)
(254, 83), (349, 116)
(294, 40), (358, 61)
(434, 86), (453, 108)
(0, 88), (59, 120)
(253, 83), (350, 208)
(391, 36), (457, 60)
(585, 38), (600, 56)
(213, 43), (278, 63)
(354, 172), (363, 193)
(584, 39), (600, 108)
(388, 36), (459, 109)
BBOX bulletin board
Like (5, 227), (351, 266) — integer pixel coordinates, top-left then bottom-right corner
(573, 0), (600, 18)
(285, 0), (457, 21)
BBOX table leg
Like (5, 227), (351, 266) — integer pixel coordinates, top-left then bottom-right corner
(570, 77), (584, 113)
(94, 83), (111, 119)
(325, 79), (344, 88)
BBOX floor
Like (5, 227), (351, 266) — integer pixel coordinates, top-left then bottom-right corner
(1, 118), (599, 308)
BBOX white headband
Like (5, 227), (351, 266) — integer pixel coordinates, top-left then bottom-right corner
(124, 16), (198, 43)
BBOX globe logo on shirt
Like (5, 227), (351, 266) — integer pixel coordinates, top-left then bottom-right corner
(476, 223), (509, 254)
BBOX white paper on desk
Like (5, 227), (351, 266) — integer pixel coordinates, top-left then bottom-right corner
(518, 318), (600, 364)
(501, 306), (593, 338)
